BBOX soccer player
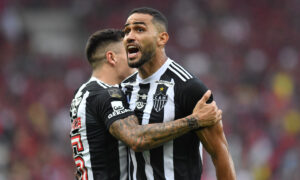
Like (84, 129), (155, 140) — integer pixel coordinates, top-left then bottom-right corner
(69, 29), (222, 180)
(121, 7), (236, 180)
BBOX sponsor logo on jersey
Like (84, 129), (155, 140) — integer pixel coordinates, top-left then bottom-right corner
(138, 94), (147, 100)
(108, 101), (131, 119)
(136, 101), (146, 109)
(153, 93), (168, 112)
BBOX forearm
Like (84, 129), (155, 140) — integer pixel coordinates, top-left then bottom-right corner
(110, 115), (198, 152)
(196, 122), (236, 180)
(211, 146), (236, 180)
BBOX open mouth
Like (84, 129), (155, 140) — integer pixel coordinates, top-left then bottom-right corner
(127, 45), (140, 59)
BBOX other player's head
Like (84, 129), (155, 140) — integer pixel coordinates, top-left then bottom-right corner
(85, 29), (134, 80)
(123, 7), (169, 68)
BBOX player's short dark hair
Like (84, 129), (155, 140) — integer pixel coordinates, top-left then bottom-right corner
(128, 7), (168, 31)
(85, 29), (124, 67)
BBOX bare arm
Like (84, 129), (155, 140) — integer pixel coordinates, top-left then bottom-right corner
(196, 121), (236, 180)
(109, 114), (199, 152)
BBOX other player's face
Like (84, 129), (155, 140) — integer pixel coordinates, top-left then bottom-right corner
(114, 41), (136, 80)
(123, 13), (158, 68)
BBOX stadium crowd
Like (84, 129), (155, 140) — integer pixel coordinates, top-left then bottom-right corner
(0, 0), (299, 179)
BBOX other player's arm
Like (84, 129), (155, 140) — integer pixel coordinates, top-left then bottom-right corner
(196, 122), (236, 180)
(109, 90), (221, 152)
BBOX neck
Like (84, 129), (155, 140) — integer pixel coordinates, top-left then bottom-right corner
(92, 65), (121, 85)
(138, 50), (168, 79)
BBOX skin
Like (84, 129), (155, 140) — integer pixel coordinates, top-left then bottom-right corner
(91, 39), (222, 152)
(123, 13), (236, 179)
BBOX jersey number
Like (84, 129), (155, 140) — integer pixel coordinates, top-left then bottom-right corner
(71, 134), (88, 180)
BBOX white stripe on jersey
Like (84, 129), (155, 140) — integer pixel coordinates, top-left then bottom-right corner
(130, 149), (138, 180)
(163, 78), (175, 180)
(168, 66), (187, 82)
(170, 63), (191, 80)
(141, 82), (158, 180)
(77, 91), (94, 180)
(144, 151), (154, 180)
(119, 141), (128, 180)
(199, 143), (203, 164)
(171, 62), (193, 79)
(128, 84), (139, 180)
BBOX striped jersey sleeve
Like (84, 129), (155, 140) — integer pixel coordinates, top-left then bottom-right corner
(70, 78), (134, 180)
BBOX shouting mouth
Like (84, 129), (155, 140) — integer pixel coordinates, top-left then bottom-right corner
(127, 45), (140, 60)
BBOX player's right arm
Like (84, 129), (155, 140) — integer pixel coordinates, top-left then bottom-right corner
(109, 90), (222, 152)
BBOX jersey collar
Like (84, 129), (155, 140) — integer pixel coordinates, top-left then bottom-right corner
(137, 58), (173, 83)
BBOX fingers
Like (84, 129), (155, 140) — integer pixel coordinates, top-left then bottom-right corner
(216, 109), (222, 122)
(199, 90), (211, 104)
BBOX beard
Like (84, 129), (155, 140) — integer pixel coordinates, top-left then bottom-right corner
(128, 43), (156, 68)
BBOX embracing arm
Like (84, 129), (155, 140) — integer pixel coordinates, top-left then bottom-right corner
(109, 114), (200, 152)
(196, 121), (236, 180)
(109, 90), (221, 152)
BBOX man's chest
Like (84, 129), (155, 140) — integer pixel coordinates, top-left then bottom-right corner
(123, 80), (176, 124)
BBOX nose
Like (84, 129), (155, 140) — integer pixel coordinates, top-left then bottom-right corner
(125, 31), (135, 44)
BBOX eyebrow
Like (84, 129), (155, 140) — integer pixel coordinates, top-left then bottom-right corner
(124, 21), (147, 27)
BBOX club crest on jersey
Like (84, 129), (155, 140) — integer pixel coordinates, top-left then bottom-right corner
(108, 87), (122, 98)
(153, 93), (168, 112)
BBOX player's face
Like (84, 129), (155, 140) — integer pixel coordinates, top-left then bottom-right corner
(115, 42), (136, 80)
(123, 13), (158, 68)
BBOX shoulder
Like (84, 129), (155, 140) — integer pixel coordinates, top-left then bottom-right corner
(74, 79), (115, 103)
(166, 59), (195, 83)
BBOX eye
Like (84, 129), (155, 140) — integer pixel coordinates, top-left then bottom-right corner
(123, 28), (130, 35)
(137, 27), (144, 32)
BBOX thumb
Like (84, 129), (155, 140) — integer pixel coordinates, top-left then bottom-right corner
(199, 90), (211, 104)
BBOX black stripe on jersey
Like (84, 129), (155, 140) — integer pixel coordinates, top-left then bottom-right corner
(134, 83), (150, 180)
(171, 62), (193, 79)
(122, 73), (138, 103)
(124, 85), (133, 104)
(85, 81), (122, 179)
(171, 76), (203, 180)
(128, 150), (134, 180)
(148, 71), (172, 179)
(134, 83), (150, 123)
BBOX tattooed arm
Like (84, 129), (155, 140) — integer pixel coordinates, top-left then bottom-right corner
(109, 90), (221, 152)
(109, 114), (198, 152)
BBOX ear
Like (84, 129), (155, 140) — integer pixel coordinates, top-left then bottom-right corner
(157, 32), (169, 47)
(105, 51), (116, 66)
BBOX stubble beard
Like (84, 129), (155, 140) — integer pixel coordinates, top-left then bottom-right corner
(128, 45), (155, 68)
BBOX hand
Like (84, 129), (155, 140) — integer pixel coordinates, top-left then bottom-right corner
(192, 90), (222, 127)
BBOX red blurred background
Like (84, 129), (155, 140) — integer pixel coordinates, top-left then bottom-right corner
(0, 0), (299, 179)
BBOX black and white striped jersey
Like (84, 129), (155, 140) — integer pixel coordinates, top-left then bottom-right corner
(69, 77), (134, 180)
(121, 58), (213, 180)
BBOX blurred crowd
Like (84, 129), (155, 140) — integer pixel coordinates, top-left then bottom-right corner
(0, 0), (299, 179)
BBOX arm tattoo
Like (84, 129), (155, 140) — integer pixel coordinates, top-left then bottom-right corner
(186, 116), (199, 129)
(109, 115), (197, 152)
